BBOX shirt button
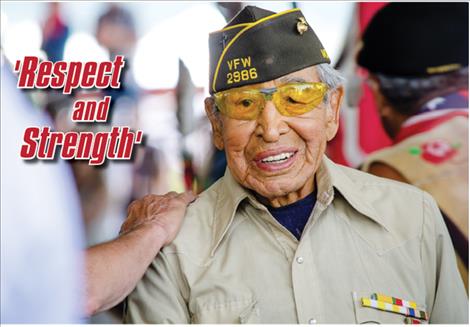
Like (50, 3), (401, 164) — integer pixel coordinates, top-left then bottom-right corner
(296, 256), (304, 264)
(308, 318), (317, 324)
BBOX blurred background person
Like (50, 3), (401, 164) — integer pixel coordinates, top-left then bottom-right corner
(95, 4), (139, 103)
(40, 2), (74, 137)
(42, 2), (69, 62)
(83, 5), (139, 247)
(1, 55), (84, 323)
(358, 3), (469, 290)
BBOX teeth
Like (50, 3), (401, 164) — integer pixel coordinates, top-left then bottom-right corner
(261, 152), (294, 163)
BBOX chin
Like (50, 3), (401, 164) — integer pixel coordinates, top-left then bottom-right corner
(251, 177), (302, 198)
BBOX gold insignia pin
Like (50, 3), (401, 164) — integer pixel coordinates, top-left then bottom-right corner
(297, 17), (308, 35)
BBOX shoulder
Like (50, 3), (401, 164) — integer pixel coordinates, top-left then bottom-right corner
(337, 161), (417, 192)
(334, 163), (439, 241)
(338, 162), (434, 208)
(161, 178), (224, 261)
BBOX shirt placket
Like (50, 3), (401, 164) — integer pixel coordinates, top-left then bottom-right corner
(291, 190), (332, 324)
(247, 197), (299, 251)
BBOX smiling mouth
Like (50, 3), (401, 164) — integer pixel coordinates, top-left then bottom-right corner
(260, 152), (296, 164)
(254, 148), (299, 172)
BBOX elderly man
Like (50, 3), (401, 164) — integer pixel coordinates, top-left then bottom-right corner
(124, 6), (468, 324)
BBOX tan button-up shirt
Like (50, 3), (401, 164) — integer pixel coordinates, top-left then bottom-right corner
(124, 157), (468, 324)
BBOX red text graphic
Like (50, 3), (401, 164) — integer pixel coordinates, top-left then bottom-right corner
(72, 96), (111, 122)
(14, 55), (125, 94)
(20, 126), (143, 165)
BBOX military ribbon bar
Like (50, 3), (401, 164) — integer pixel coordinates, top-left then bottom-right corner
(371, 293), (417, 309)
(361, 298), (428, 321)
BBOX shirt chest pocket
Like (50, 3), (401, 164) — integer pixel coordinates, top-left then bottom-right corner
(354, 305), (408, 324)
(190, 294), (260, 324)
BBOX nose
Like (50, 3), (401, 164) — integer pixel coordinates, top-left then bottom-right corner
(255, 100), (289, 142)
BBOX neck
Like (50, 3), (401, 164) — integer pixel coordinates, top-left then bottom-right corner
(257, 175), (315, 208)
(389, 112), (410, 139)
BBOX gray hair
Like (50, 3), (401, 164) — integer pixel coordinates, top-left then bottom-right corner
(316, 63), (345, 89)
(316, 63), (345, 103)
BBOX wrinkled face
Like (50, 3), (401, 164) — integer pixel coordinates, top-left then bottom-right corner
(205, 66), (343, 202)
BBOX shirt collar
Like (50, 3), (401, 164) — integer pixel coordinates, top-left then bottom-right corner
(323, 156), (388, 231)
(211, 168), (254, 256)
(210, 156), (387, 256)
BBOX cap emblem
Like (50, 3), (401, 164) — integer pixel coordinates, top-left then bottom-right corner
(297, 17), (308, 35)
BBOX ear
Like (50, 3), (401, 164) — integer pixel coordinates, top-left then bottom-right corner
(325, 86), (344, 141)
(204, 97), (224, 150)
(367, 74), (398, 118)
(367, 78), (390, 117)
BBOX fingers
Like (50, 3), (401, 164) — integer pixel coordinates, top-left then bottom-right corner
(165, 191), (179, 198)
(177, 191), (197, 204)
(127, 199), (141, 216)
(122, 191), (196, 233)
(151, 190), (195, 200)
(151, 191), (196, 206)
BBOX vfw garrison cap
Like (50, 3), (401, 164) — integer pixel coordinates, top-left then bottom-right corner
(357, 3), (469, 77)
(208, 6), (330, 94)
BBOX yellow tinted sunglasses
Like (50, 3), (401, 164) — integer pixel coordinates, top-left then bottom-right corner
(214, 82), (328, 120)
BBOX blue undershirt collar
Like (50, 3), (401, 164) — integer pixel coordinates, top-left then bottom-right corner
(267, 189), (317, 240)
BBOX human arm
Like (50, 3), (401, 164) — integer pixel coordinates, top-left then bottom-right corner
(84, 191), (195, 316)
